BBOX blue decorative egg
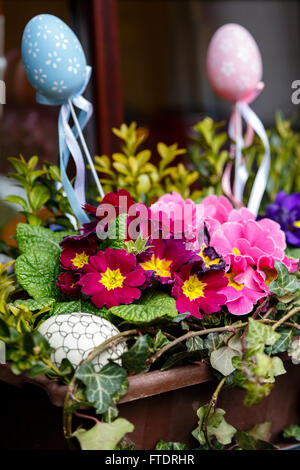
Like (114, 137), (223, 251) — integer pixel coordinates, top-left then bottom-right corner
(21, 14), (87, 103)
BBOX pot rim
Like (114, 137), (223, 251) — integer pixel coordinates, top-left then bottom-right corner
(0, 361), (214, 408)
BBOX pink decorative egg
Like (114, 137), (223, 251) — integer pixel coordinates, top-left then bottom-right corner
(207, 23), (262, 102)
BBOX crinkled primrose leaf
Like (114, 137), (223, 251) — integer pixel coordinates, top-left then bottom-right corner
(109, 290), (178, 324)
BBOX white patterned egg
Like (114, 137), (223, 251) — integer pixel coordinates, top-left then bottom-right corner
(38, 313), (127, 373)
(21, 14), (87, 102)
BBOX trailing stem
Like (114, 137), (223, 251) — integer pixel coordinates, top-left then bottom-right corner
(202, 376), (227, 450)
(62, 329), (138, 443)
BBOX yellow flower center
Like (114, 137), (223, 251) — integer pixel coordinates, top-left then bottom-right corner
(71, 251), (90, 269)
(226, 271), (244, 291)
(293, 221), (300, 228)
(232, 247), (241, 255)
(99, 268), (125, 291)
(198, 244), (220, 267)
(182, 274), (207, 301)
(260, 266), (277, 286)
(140, 254), (172, 278)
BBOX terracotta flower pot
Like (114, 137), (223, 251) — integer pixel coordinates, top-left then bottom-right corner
(0, 359), (299, 450)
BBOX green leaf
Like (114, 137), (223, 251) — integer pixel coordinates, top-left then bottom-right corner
(16, 223), (75, 255)
(15, 249), (60, 300)
(243, 382), (274, 407)
(48, 300), (110, 320)
(28, 185), (51, 212)
(186, 336), (204, 352)
(27, 155), (39, 170)
(269, 261), (299, 297)
(247, 422), (272, 442)
(48, 165), (61, 182)
(210, 346), (239, 376)
(124, 236), (149, 255)
(154, 330), (170, 351)
(155, 440), (188, 450)
(285, 246), (300, 261)
(204, 332), (227, 352)
(5, 195), (28, 210)
(172, 313), (188, 323)
(121, 335), (153, 373)
(266, 329), (293, 354)
(28, 362), (52, 377)
(109, 290), (178, 323)
(246, 318), (280, 355)
(59, 358), (75, 377)
(76, 362), (127, 415)
(101, 213), (127, 250)
(193, 405), (236, 446)
(21, 212), (42, 226)
(13, 297), (55, 311)
(288, 339), (300, 363)
(8, 156), (28, 174)
(73, 418), (134, 450)
(236, 431), (278, 450)
(253, 352), (286, 382)
(283, 424), (300, 442)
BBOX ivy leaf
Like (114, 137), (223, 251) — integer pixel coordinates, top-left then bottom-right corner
(204, 332), (227, 352)
(210, 346), (239, 376)
(246, 319), (280, 355)
(243, 382), (274, 407)
(247, 421), (272, 442)
(288, 338), (300, 364)
(155, 440), (188, 450)
(172, 313), (188, 323)
(154, 330), (170, 351)
(283, 424), (300, 442)
(253, 353), (286, 382)
(186, 336), (204, 352)
(236, 431), (278, 450)
(109, 290), (178, 324)
(265, 329), (293, 354)
(76, 362), (127, 415)
(269, 261), (299, 297)
(192, 406), (236, 446)
(15, 250), (60, 300)
(121, 335), (154, 373)
(73, 418), (134, 450)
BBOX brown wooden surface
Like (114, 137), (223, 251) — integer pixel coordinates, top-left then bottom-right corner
(0, 362), (213, 407)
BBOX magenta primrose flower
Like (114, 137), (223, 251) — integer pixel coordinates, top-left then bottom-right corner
(57, 271), (81, 297)
(60, 234), (98, 271)
(139, 238), (195, 284)
(79, 248), (146, 308)
(172, 263), (228, 318)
